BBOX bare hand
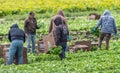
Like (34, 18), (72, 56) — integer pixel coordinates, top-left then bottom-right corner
(53, 45), (57, 48)
(25, 33), (28, 37)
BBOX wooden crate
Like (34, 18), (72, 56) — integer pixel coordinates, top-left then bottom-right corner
(69, 41), (92, 52)
(69, 45), (89, 53)
(0, 44), (28, 65)
(0, 45), (4, 58)
(36, 41), (45, 55)
(89, 13), (101, 20)
(73, 41), (92, 51)
(91, 42), (99, 47)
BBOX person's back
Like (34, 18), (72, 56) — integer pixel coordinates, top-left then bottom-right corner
(8, 24), (25, 65)
(94, 10), (117, 50)
(56, 24), (68, 44)
(9, 24), (25, 42)
(96, 10), (117, 34)
(54, 16), (68, 60)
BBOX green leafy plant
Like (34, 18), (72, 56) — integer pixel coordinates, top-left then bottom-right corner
(91, 46), (98, 51)
(49, 46), (62, 55)
(91, 28), (100, 37)
(0, 58), (4, 65)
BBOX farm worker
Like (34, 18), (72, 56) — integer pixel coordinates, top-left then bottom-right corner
(24, 12), (39, 53)
(8, 24), (25, 65)
(57, 10), (70, 51)
(49, 10), (68, 33)
(54, 15), (69, 60)
(49, 10), (70, 51)
(94, 10), (117, 50)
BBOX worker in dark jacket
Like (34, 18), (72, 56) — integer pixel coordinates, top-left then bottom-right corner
(54, 16), (69, 60)
(8, 24), (25, 65)
(24, 12), (39, 53)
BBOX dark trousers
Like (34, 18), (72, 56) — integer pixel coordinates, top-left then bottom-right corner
(59, 42), (67, 59)
(98, 32), (111, 50)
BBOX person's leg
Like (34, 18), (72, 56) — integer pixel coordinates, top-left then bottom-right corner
(105, 33), (111, 50)
(62, 46), (66, 59)
(26, 34), (31, 53)
(31, 35), (36, 53)
(98, 33), (105, 50)
(62, 44), (66, 56)
(59, 42), (67, 60)
(65, 43), (68, 52)
(17, 40), (24, 64)
(7, 41), (17, 65)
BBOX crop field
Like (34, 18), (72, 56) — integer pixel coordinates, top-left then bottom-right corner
(0, 0), (120, 73)
(0, 0), (120, 16)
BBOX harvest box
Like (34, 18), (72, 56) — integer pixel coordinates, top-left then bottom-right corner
(89, 13), (101, 20)
(69, 41), (92, 53)
(0, 44), (28, 65)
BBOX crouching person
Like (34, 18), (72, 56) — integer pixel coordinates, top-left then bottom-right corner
(7, 24), (25, 65)
(54, 16), (69, 60)
(94, 10), (117, 50)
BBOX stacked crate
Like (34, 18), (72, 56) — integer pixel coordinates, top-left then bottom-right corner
(36, 41), (45, 55)
(0, 44), (28, 65)
(69, 41), (92, 53)
(0, 45), (4, 58)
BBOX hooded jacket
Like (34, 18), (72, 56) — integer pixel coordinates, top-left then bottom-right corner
(49, 15), (69, 34)
(96, 10), (117, 34)
(56, 24), (69, 46)
(8, 24), (25, 42)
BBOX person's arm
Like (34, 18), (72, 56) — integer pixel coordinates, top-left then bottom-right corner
(24, 20), (29, 34)
(34, 18), (39, 29)
(23, 32), (26, 43)
(49, 19), (54, 33)
(113, 18), (117, 34)
(95, 17), (102, 29)
(63, 19), (69, 35)
(56, 27), (61, 46)
(8, 31), (11, 42)
(67, 28), (69, 35)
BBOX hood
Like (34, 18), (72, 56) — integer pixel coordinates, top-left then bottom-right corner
(10, 24), (19, 29)
(54, 15), (63, 26)
(103, 10), (111, 16)
(57, 10), (65, 17)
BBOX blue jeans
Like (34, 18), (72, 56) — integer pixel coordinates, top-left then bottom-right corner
(7, 40), (23, 65)
(26, 34), (36, 53)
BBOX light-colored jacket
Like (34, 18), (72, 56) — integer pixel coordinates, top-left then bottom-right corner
(96, 10), (117, 34)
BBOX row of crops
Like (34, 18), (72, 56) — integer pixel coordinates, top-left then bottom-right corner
(1, 0), (120, 72)
(0, 0), (120, 16)
(0, 11), (120, 43)
(0, 40), (120, 73)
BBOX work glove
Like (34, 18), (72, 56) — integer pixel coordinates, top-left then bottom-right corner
(67, 35), (71, 40)
(93, 28), (97, 32)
